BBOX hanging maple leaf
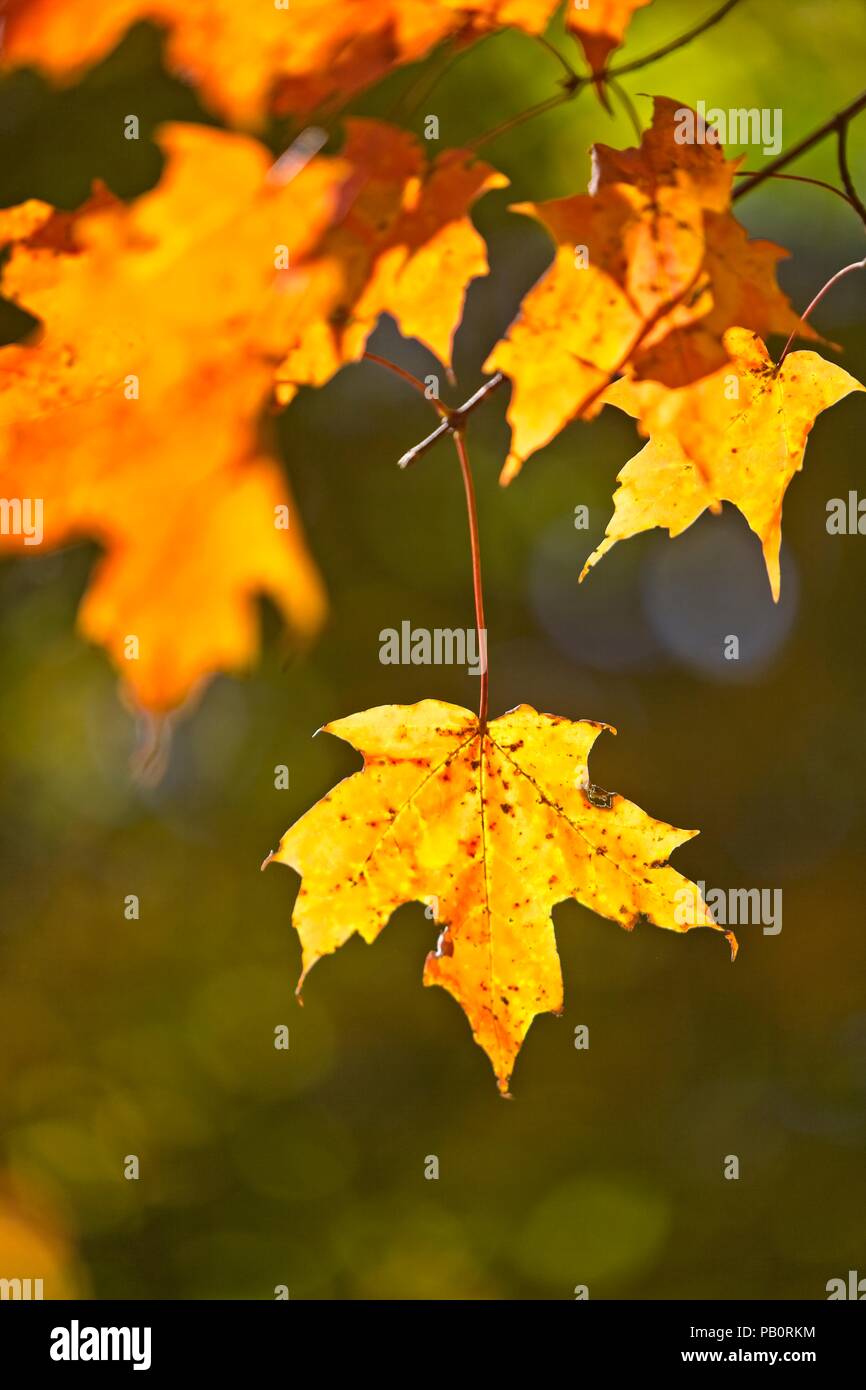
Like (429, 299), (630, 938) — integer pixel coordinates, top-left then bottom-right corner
(0, 124), (350, 711)
(483, 175), (710, 481)
(274, 120), (507, 406)
(566, 0), (652, 85)
(0, 0), (560, 125)
(583, 328), (864, 599)
(484, 97), (811, 480)
(590, 97), (821, 383)
(265, 699), (733, 1094)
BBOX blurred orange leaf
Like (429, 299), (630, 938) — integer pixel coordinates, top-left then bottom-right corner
(0, 123), (347, 712)
(0, 117), (505, 713)
(0, 0), (560, 125)
(267, 699), (732, 1094)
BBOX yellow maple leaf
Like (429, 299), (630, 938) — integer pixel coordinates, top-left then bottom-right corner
(266, 699), (733, 1094)
(585, 328), (865, 598)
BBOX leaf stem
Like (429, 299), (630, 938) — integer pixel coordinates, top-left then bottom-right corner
(453, 427), (488, 732)
(381, 367), (500, 727)
(608, 78), (643, 140)
(776, 256), (866, 368)
(362, 351), (447, 414)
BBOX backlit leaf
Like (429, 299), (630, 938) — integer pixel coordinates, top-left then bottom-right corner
(267, 699), (733, 1094)
(585, 329), (864, 598)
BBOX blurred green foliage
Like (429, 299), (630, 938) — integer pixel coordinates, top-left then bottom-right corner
(0, 1), (865, 1299)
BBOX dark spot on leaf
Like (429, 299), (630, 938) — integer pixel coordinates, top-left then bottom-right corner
(582, 782), (614, 810)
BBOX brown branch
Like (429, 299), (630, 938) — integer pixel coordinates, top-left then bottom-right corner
(609, 78), (643, 140)
(837, 124), (866, 229)
(467, 89), (575, 152)
(733, 89), (866, 202)
(733, 169), (864, 216)
(398, 374), (506, 468)
(604, 0), (744, 80)
(467, 0), (744, 155)
(362, 351), (447, 415)
(534, 32), (581, 86)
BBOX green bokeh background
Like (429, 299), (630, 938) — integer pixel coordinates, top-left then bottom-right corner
(1, 0), (865, 1299)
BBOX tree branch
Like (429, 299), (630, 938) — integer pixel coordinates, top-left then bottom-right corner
(837, 123), (866, 229)
(733, 169), (864, 217)
(604, 0), (744, 80)
(398, 374), (506, 468)
(733, 89), (866, 202)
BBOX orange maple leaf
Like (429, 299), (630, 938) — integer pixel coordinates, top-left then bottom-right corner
(485, 97), (813, 480)
(584, 328), (864, 599)
(566, 0), (652, 83)
(274, 120), (507, 406)
(591, 96), (819, 385)
(0, 117), (506, 711)
(0, 0), (560, 125)
(0, 124), (348, 711)
(266, 699), (733, 1095)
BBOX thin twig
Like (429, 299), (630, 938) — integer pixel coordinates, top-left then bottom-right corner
(391, 41), (472, 121)
(362, 351), (447, 415)
(398, 374), (506, 468)
(452, 429), (489, 732)
(608, 78), (643, 141)
(467, 89), (575, 151)
(777, 257), (866, 368)
(465, 0), (743, 153)
(605, 0), (743, 79)
(837, 124), (866, 229)
(733, 169), (863, 216)
(398, 418), (453, 468)
(534, 32), (581, 86)
(734, 89), (866, 202)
